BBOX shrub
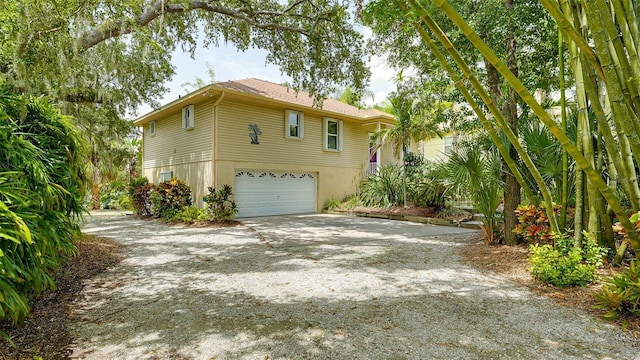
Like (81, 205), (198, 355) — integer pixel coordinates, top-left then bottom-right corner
(514, 204), (573, 244)
(128, 177), (149, 197)
(169, 206), (209, 223)
(595, 260), (640, 320)
(360, 164), (404, 208)
(132, 183), (154, 216)
(0, 92), (89, 323)
(115, 193), (133, 210)
(204, 185), (238, 221)
(412, 177), (447, 211)
(150, 178), (192, 219)
(528, 232), (607, 287)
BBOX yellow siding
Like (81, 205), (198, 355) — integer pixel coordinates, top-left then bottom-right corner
(142, 102), (214, 206)
(216, 100), (369, 169)
(421, 136), (446, 161)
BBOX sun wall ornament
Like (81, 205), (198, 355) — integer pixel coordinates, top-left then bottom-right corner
(248, 124), (261, 144)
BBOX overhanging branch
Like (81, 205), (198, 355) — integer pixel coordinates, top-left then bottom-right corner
(77, 0), (325, 51)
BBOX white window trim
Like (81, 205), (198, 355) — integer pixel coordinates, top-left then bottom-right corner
(323, 117), (343, 152)
(285, 110), (304, 139)
(159, 171), (173, 182)
(182, 104), (195, 130)
(149, 121), (156, 136)
(443, 135), (454, 156)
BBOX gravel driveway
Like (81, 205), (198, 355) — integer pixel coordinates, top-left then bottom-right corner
(72, 213), (639, 359)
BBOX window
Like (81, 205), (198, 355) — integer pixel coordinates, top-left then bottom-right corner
(182, 105), (194, 129)
(285, 110), (304, 139)
(324, 118), (343, 151)
(159, 171), (173, 182)
(444, 136), (454, 156)
(149, 121), (156, 136)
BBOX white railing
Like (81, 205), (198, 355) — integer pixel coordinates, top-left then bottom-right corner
(363, 162), (378, 178)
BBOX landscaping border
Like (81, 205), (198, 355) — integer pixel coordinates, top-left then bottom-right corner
(322, 209), (482, 229)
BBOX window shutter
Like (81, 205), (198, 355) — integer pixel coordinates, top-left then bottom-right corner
(182, 105), (194, 129)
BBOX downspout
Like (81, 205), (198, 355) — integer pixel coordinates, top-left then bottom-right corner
(211, 91), (225, 189)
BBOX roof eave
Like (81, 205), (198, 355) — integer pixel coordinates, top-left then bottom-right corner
(133, 85), (217, 126)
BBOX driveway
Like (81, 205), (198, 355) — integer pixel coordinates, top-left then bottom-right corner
(72, 213), (638, 359)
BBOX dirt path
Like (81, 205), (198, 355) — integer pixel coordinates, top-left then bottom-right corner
(71, 213), (639, 359)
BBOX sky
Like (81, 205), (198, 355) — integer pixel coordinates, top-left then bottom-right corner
(134, 40), (398, 117)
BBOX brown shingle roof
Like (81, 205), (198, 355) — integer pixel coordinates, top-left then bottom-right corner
(213, 78), (392, 120)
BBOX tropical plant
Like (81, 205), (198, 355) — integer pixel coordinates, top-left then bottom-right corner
(595, 260), (640, 320)
(405, 154), (447, 211)
(131, 183), (154, 216)
(324, 197), (341, 210)
(529, 232), (607, 287)
(513, 204), (573, 244)
(0, 89), (88, 323)
(333, 86), (375, 108)
(362, 0), (560, 246)
(359, 164), (405, 208)
(372, 80), (445, 207)
(129, 177), (149, 198)
(169, 206), (209, 223)
(150, 179), (192, 219)
(438, 142), (503, 244)
(204, 185), (238, 221)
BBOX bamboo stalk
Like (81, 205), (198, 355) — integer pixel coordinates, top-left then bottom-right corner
(426, 0), (640, 251)
(405, 0), (561, 233)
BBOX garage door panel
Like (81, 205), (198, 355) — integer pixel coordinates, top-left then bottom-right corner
(235, 170), (317, 217)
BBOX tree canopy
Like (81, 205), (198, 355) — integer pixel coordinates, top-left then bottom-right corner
(1, 0), (371, 114)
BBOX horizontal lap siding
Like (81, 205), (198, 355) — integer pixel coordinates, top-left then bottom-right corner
(216, 100), (368, 168)
(143, 102), (214, 169)
(142, 102), (214, 206)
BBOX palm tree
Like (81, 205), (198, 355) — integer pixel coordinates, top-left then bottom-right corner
(333, 85), (375, 108)
(372, 83), (442, 207)
(439, 142), (503, 244)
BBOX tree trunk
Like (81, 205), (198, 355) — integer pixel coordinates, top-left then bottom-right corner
(91, 149), (101, 210)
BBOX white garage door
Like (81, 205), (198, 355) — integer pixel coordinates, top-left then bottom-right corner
(234, 170), (317, 218)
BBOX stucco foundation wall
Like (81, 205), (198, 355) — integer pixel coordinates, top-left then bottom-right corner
(216, 160), (361, 212)
(143, 161), (212, 208)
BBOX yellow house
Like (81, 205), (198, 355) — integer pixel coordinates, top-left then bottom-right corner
(416, 133), (455, 161)
(134, 78), (396, 217)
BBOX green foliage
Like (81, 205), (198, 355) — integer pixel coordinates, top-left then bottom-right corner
(168, 206), (209, 224)
(204, 185), (238, 221)
(342, 194), (359, 210)
(2, 1), (369, 114)
(438, 142), (503, 244)
(150, 179), (192, 219)
(128, 177), (149, 197)
(324, 197), (341, 210)
(595, 261), (640, 320)
(360, 164), (404, 208)
(528, 232), (607, 287)
(406, 154), (447, 211)
(117, 193), (133, 210)
(0, 89), (88, 323)
(360, 156), (448, 210)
